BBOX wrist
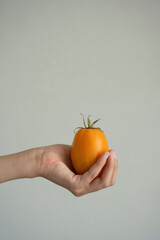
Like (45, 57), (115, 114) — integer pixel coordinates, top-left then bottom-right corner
(0, 147), (44, 183)
(22, 147), (41, 179)
(19, 147), (45, 179)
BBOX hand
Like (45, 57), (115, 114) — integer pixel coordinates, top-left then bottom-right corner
(37, 144), (118, 197)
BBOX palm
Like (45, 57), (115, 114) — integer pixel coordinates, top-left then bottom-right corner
(40, 144), (118, 197)
(44, 144), (73, 169)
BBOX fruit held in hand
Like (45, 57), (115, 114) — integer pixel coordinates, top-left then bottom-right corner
(71, 114), (109, 174)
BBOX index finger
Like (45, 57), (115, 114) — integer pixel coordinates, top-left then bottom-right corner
(81, 152), (110, 184)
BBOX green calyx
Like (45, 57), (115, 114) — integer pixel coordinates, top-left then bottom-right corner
(73, 113), (103, 133)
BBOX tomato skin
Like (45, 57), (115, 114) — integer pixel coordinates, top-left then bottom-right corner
(71, 128), (109, 174)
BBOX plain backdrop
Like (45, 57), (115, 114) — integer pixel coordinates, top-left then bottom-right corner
(0, 0), (160, 240)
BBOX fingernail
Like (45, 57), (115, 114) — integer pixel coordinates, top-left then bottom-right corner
(112, 151), (117, 159)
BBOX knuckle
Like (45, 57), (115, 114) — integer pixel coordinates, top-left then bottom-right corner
(110, 181), (115, 186)
(72, 187), (82, 197)
(101, 181), (110, 188)
(74, 193), (81, 197)
(73, 190), (82, 197)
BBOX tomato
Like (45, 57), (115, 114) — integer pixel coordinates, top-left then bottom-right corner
(71, 114), (109, 174)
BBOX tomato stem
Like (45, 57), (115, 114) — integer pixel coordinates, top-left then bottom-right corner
(73, 114), (103, 133)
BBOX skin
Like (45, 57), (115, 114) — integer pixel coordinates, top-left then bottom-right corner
(0, 144), (118, 197)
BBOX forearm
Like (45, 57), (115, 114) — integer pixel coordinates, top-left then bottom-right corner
(0, 148), (41, 183)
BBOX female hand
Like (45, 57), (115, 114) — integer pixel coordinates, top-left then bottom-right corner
(38, 144), (118, 197)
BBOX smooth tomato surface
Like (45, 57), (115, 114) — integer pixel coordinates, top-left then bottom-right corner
(71, 128), (109, 174)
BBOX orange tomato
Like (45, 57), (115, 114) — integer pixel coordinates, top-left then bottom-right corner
(71, 114), (109, 174)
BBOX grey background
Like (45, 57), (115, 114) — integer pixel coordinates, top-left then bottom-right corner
(0, 0), (160, 239)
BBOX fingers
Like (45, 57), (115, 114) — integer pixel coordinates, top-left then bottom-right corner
(83, 152), (118, 195)
(82, 151), (110, 184)
(79, 155), (114, 194)
(100, 154), (115, 187)
(82, 177), (102, 194)
(110, 150), (118, 185)
(71, 150), (118, 197)
(111, 159), (118, 185)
